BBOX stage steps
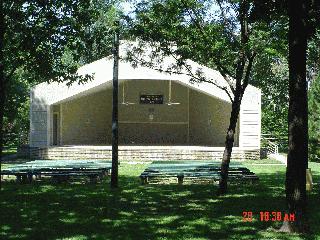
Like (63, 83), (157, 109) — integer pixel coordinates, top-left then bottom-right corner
(28, 146), (260, 161)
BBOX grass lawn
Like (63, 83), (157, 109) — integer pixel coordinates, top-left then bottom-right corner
(1, 160), (320, 240)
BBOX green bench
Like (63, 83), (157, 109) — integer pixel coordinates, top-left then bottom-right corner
(1, 160), (112, 183)
(140, 161), (259, 184)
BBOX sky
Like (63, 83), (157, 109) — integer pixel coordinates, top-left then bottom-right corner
(119, 0), (137, 17)
(118, 0), (235, 22)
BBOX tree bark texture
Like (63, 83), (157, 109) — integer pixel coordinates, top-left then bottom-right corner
(218, 0), (251, 195)
(111, 26), (119, 189)
(282, 0), (309, 233)
(0, 0), (5, 191)
(218, 96), (241, 194)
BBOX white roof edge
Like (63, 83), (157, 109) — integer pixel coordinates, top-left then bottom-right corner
(32, 43), (260, 105)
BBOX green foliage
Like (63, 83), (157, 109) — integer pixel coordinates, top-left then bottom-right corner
(308, 75), (320, 162)
(3, 1), (120, 84)
(128, 0), (293, 158)
(307, 29), (320, 162)
(252, 24), (320, 154)
(3, 68), (31, 146)
(251, 53), (289, 151)
(128, 0), (282, 96)
(307, 29), (320, 82)
(2, 1), (121, 147)
(129, 0), (250, 77)
(63, 0), (123, 66)
(130, 1), (221, 67)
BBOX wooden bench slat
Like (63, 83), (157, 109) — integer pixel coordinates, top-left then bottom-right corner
(140, 162), (259, 184)
(1, 159), (112, 183)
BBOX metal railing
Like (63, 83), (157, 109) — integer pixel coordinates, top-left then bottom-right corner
(267, 141), (279, 155)
(261, 134), (281, 155)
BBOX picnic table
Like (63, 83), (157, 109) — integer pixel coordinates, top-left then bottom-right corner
(140, 161), (259, 184)
(1, 160), (112, 183)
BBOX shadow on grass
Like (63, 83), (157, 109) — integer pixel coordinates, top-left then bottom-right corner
(1, 164), (319, 240)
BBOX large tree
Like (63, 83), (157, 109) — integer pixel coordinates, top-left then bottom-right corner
(0, 2), (6, 181)
(280, 0), (319, 233)
(250, 0), (320, 232)
(283, 0), (309, 232)
(128, 0), (279, 194)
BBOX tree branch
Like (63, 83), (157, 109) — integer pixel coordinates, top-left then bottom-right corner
(235, 52), (245, 88)
(235, 0), (251, 94)
(180, 0), (236, 80)
(216, 65), (235, 94)
(216, 0), (239, 44)
(128, 50), (234, 102)
(242, 52), (256, 92)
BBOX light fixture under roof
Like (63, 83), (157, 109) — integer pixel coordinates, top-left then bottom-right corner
(166, 80), (181, 105)
(121, 81), (136, 105)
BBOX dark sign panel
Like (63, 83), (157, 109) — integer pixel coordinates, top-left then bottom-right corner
(140, 94), (164, 104)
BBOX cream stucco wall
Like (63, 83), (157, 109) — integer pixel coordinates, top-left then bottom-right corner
(119, 80), (188, 123)
(60, 88), (112, 145)
(119, 80), (189, 145)
(58, 80), (190, 145)
(189, 89), (239, 146)
(54, 80), (236, 146)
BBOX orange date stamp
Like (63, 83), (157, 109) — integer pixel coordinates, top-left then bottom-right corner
(242, 211), (295, 222)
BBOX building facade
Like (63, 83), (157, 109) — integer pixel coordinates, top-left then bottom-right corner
(29, 54), (261, 160)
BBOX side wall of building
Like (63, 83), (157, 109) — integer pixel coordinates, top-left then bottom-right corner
(189, 89), (239, 146)
(29, 89), (49, 147)
(239, 87), (261, 149)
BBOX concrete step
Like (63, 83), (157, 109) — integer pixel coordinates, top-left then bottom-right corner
(28, 146), (260, 161)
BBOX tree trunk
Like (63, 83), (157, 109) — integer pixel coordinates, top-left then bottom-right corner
(111, 25), (119, 189)
(280, 0), (309, 233)
(0, 79), (3, 191)
(218, 0), (253, 195)
(0, 0), (5, 191)
(218, 98), (241, 194)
